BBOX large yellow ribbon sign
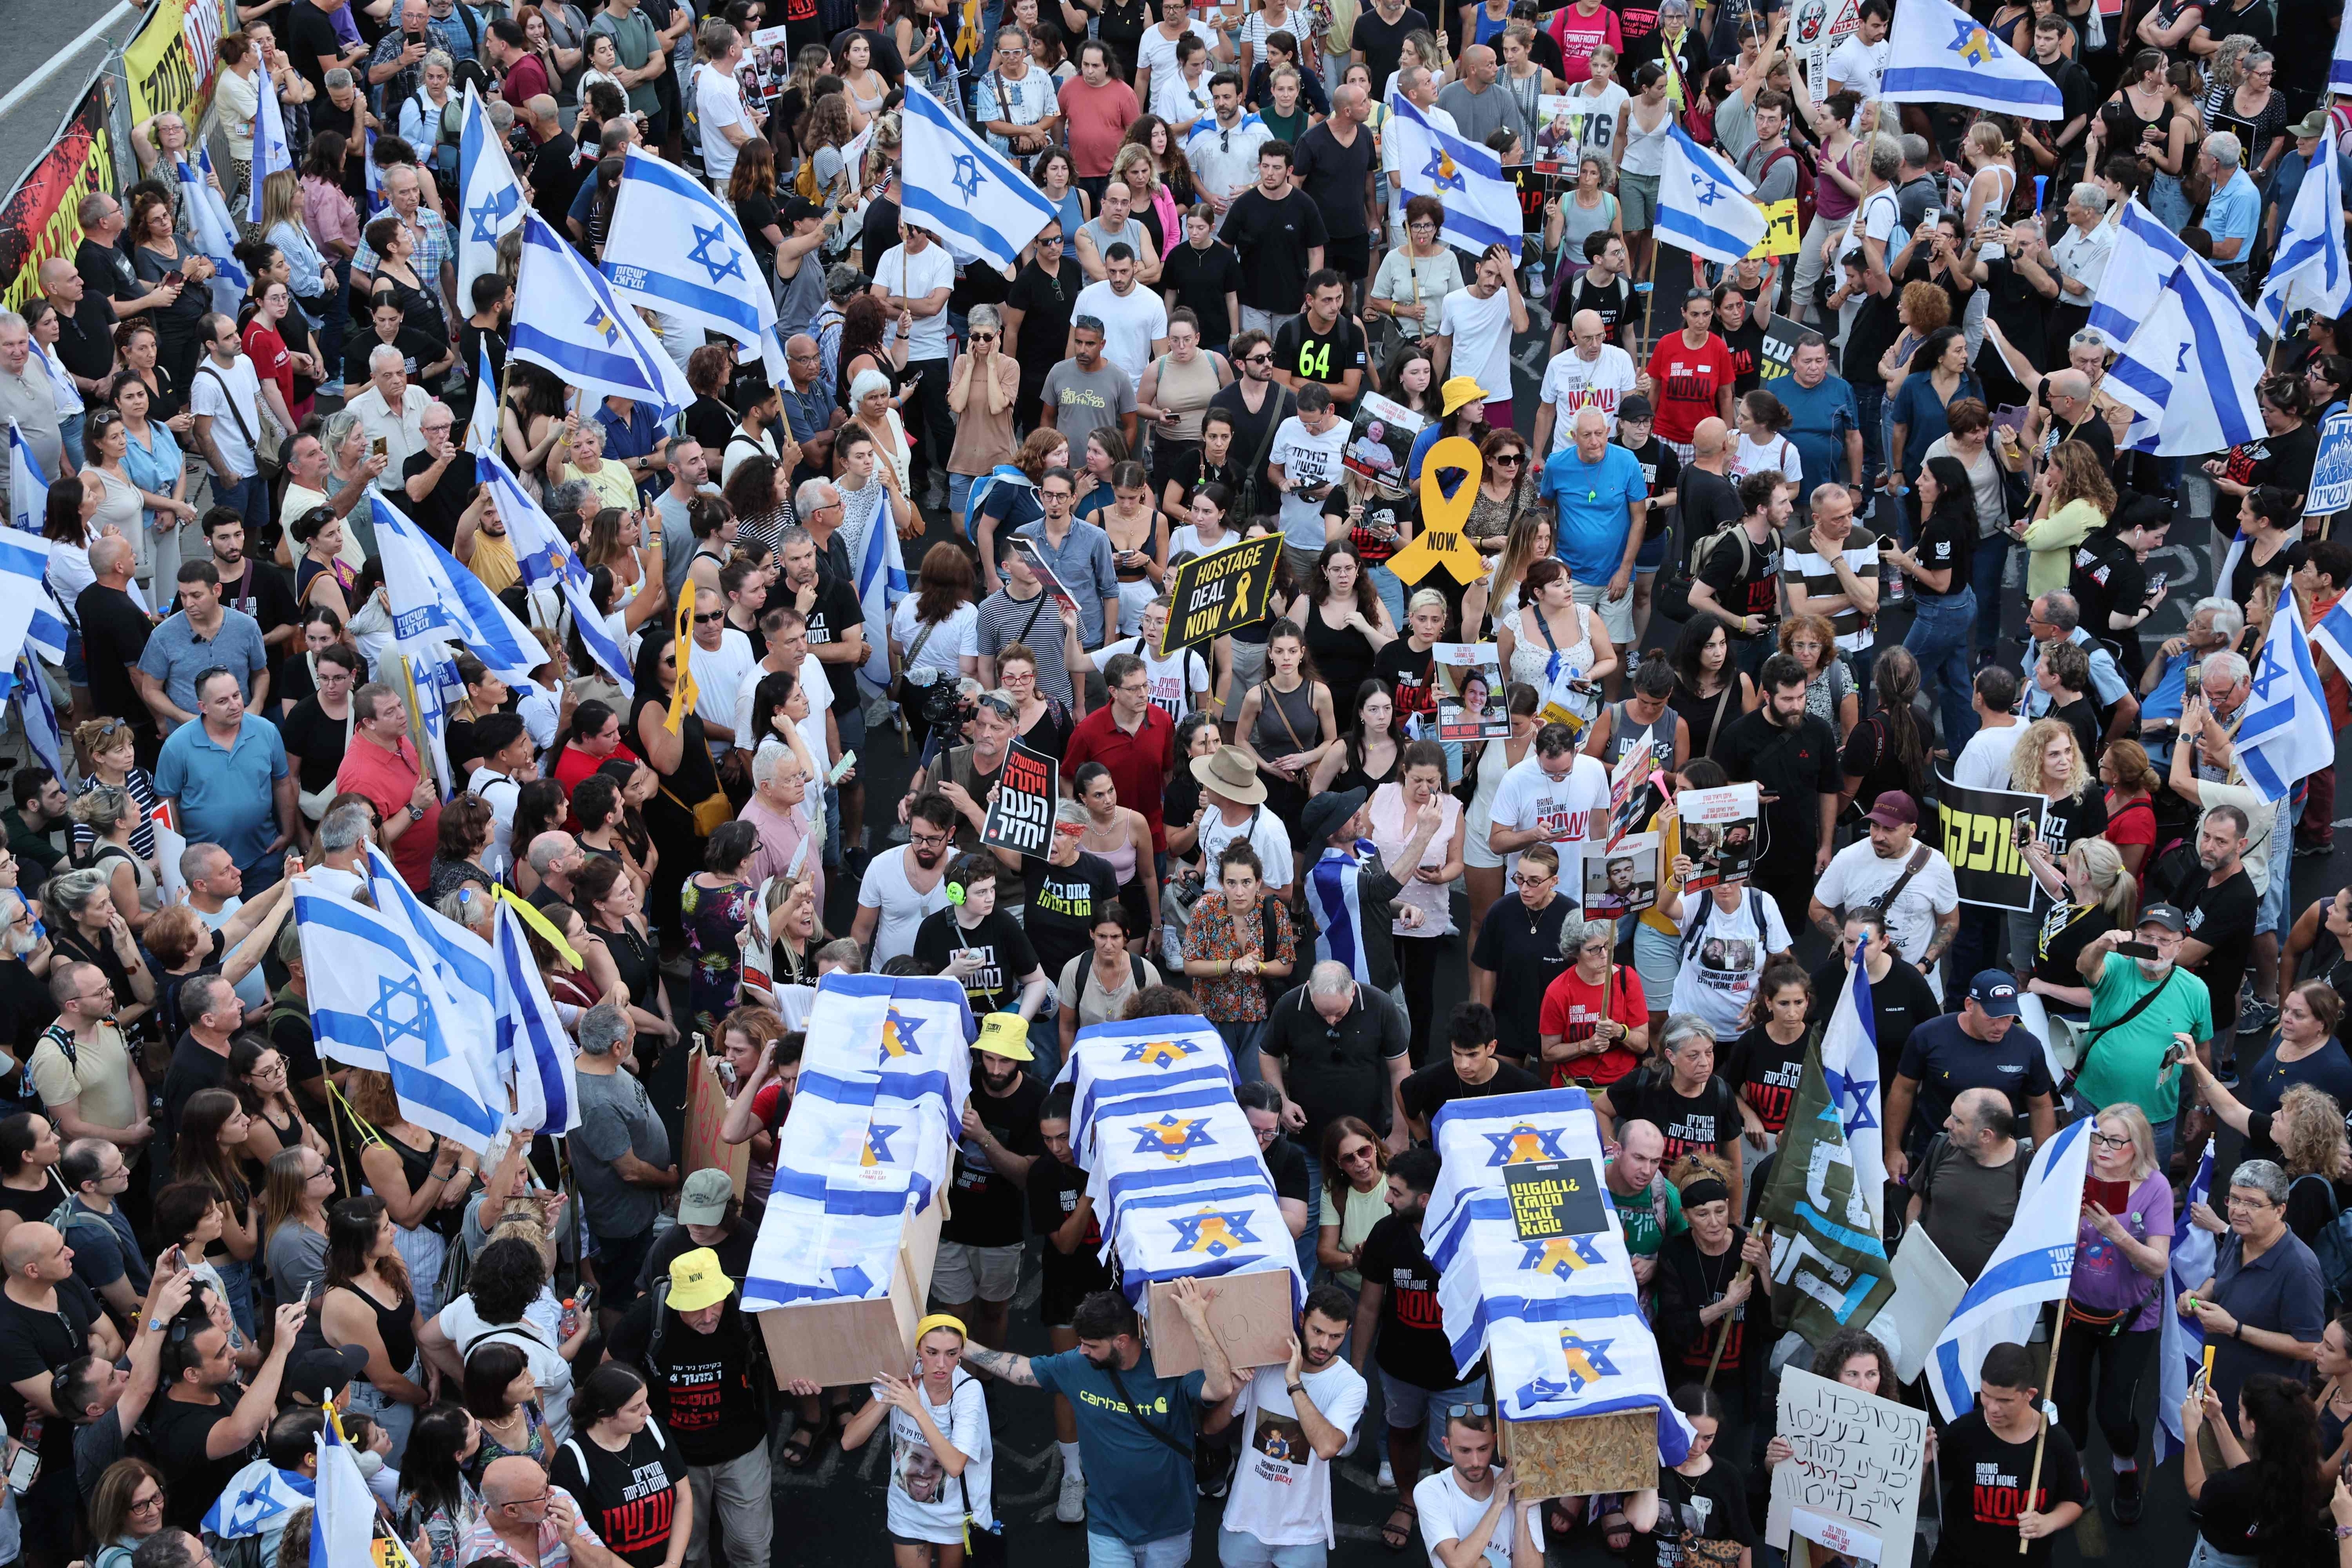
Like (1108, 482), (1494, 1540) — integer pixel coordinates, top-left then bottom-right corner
(1388, 436), (1489, 587)
(666, 580), (700, 733)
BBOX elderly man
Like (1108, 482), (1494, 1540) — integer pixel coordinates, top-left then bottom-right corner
(2022, 590), (2138, 738)
(1537, 408), (1648, 691)
(1436, 44), (1531, 148)
(1261, 959), (1414, 1155)
(463, 1453), (627, 1568)
(350, 345), (432, 494)
(2179, 1158), (2325, 1424)
(1784, 482), (1883, 687)
(778, 336), (841, 469)
(399, 399), (478, 550)
(333, 683), (441, 893)
(2047, 182), (2114, 339)
(1812, 791), (1960, 994)
(2201, 132), (2261, 285)
(2038, 365), (2116, 471)
(0, 313), (63, 519)
(139, 564), (271, 733)
(1907, 1087), (2024, 1282)
(2139, 597), (2243, 753)
(736, 742), (820, 894)
(2072, 902), (2212, 1163)
(1884, 971), (2057, 1177)
(1534, 310), (1641, 454)
(352, 163), (457, 327)
(573, 1002), (677, 1322)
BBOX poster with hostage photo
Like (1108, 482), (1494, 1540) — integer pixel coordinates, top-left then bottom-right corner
(1343, 392), (1425, 490)
(1434, 642), (1509, 741)
(1251, 1409), (1311, 1467)
(1583, 832), (1660, 918)
(1678, 784), (1759, 893)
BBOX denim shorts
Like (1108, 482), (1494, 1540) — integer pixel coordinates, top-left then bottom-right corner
(1383, 1373), (1490, 1461)
(1635, 530), (1669, 573)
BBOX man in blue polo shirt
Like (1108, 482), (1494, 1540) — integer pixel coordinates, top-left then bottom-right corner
(1537, 405), (1647, 698)
(153, 668), (297, 888)
(1774, 333), (1862, 510)
(2200, 131), (2261, 289)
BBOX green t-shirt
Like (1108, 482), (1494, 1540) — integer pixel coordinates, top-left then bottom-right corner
(1609, 1174), (1687, 1258)
(2072, 954), (2214, 1122)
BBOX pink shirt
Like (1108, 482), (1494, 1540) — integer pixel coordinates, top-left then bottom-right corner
(736, 794), (824, 910)
(1059, 75), (1143, 178)
(1549, 3), (1622, 84)
(302, 174), (359, 256)
(335, 735), (441, 892)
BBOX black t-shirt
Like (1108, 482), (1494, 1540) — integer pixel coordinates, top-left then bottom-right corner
(213, 560), (298, 645)
(1026, 1152), (1114, 1313)
(1710, 708), (1842, 857)
(1469, 894), (1575, 1062)
(398, 449), (480, 552)
(641, 1219), (756, 1296)
(1725, 1024), (1807, 1136)
(736, 191), (779, 281)
(282, 696), (353, 794)
(860, 196), (902, 278)
(1621, 436), (1681, 537)
(1273, 314), (1368, 406)
(2238, 417), (2321, 500)
(0, 1279), (95, 1482)
(912, 908), (1040, 1017)
(1351, 4), (1434, 98)
(606, 1297), (767, 1465)
(1842, 287), (1900, 386)
(1603, 1072), (1742, 1164)
(1260, 986), (1411, 1147)
(1568, 273), (1634, 347)
(2151, 852), (2259, 1031)
(1808, 952), (1939, 1084)
(161, 1032), (233, 1136)
(1292, 121), (1378, 240)
(797, 570), (866, 710)
(531, 132), (582, 233)
(549, 1423), (684, 1568)
(1357, 1211), (1453, 1390)
(1399, 1058), (1544, 1128)
(2230, 539), (2309, 609)
(1638, 1457), (1756, 1568)
(1161, 240), (1245, 349)
(1895, 1014), (2055, 1146)
(76, 583), (153, 726)
(1374, 638), (1439, 731)
(152, 1392), (254, 1532)
(1695, 524), (1780, 631)
(1678, 466), (1743, 549)
(1023, 850), (1121, 987)
(1655, 1227), (1762, 1375)
(1935, 1412), (2087, 1568)
(1718, 316), (1764, 396)
(2067, 527), (2146, 645)
(1208, 381), (1297, 511)
(1008, 258), (1085, 390)
(286, 1), (349, 94)
(2030, 902), (2117, 1005)
(944, 1072), (1047, 1248)
(1912, 500), (1970, 597)
(1222, 188), (1329, 313)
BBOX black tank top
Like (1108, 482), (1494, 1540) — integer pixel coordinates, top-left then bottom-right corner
(339, 1275), (417, 1375)
(382, 1130), (466, 1239)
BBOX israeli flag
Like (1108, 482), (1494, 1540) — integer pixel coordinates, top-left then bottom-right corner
(2086, 198), (2187, 352)
(492, 897), (581, 1135)
(371, 492), (545, 687)
(466, 336), (501, 461)
(176, 153), (251, 316)
(1928, 1118), (2091, 1419)
(313, 1416), (419, 1568)
(482, 452), (633, 695)
(205, 1459), (313, 1543)
(2333, 4), (2352, 95)
(1882, 0), (2062, 116)
(293, 890), (506, 1151)
(839, 480), (906, 695)
(1057, 1015), (1239, 1159)
(2106, 246), (2269, 457)
(8, 417), (49, 536)
(1387, 93), (1525, 261)
(248, 76), (293, 228)
(2154, 1148), (2217, 1465)
(2313, 597), (2352, 678)
(1656, 123), (1768, 268)
(510, 210), (693, 412)
(898, 83), (1058, 272)
(1819, 937), (1889, 1229)
(361, 842), (503, 1101)
(0, 526), (66, 671)
(2232, 583), (2336, 801)
(602, 147), (788, 385)
(1307, 844), (1377, 985)
(2259, 142), (2350, 335)
(456, 85), (524, 307)
(0, 657), (61, 776)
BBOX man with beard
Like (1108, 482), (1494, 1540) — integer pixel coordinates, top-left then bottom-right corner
(936, 1027), (1045, 1355)
(199, 509), (298, 651)
(453, 482), (520, 601)
(961, 1282), (1235, 1568)
(1710, 653), (1841, 928)
(1810, 791), (1959, 999)
(2149, 804), (2260, 1069)
(1210, 329), (1298, 520)
(855, 794), (956, 968)
(1204, 1284), (1368, 1559)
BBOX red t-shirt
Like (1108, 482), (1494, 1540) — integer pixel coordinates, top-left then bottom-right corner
(501, 54), (553, 110)
(1536, 964), (1648, 1088)
(1058, 76), (1143, 179)
(1549, 4), (1622, 84)
(553, 738), (643, 831)
(334, 735), (442, 892)
(1062, 701), (1177, 851)
(1643, 331), (1737, 444)
(241, 319), (298, 423)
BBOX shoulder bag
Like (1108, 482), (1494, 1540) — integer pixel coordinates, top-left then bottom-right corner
(196, 361), (286, 479)
(1100, 1358), (1198, 1462)
(1835, 842), (1929, 926)
(1235, 390), (1287, 520)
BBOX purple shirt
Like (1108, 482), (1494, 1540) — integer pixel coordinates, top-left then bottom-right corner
(2068, 1168), (2171, 1331)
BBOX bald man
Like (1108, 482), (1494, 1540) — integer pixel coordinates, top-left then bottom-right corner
(2040, 367), (2116, 471)
(780, 333), (844, 468)
(0, 1219), (122, 1563)
(1539, 404), (1649, 694)
(1534, 307), (1641, 455)
(523, 93), (583, 233)
(476, 1454), (627, 1568)
(39, 258), (115, 402)
(1679, 416), (1745, 542)
(1436, 44), (1534, 150)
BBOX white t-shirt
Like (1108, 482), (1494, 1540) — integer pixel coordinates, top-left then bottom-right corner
(1415, 1467), (1545, 1568)
(858, 844), (956, 965)
(1813, 838), (1959, 969)
(466, 765), (524, 880)
(1152, 69), (1215, 128)
(1840, 185), (1901, 266)
(435, 1299), (575, 1443)
(1729, 431), (1803, 490)
(1668, 885), (1793, 1037)
(1222, 1362), (1369, 1547)
(687, 627), (760, 754)
(1137, 19), (1218, 88)
(191, 355), (265, 480)
(1486, 752), (1611, 878)
(732, 656), (836, 810)
(1199, 802), (1295, 888)
(1435, 289), (1515, 411)
(1826, 34), (1890, 98)
(1072, 279), (1170, 392)
(1951, 719), (2027, 791)
(877, 242), (958, 361)
(1270, 414), (1349, 553)
(1097, 634), (1210, 721)
(890, 600), (979, 680)
(1539, 345), (1639, 448)
(884, 1368), (993, 1542)
(694, 62), (749, 182)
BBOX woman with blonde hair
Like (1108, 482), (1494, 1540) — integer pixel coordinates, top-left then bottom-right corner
(260, 1144), (336, 1301)
(1776, 612), (1857, 739)
(2022, 837), (2137, 1015)
(346, 1068), (479, 1321)
(2005, 715), (2104, 977)
(1112, 142), (1182, 256)
(2056, 1099), (2169, 1514)
(576, 507), (664, 637)
(2019, 440), (2116, 596)
(1959, 121), (2017, 236)
(67, 785), (159, 932)
(1465, 506), (1554, 641)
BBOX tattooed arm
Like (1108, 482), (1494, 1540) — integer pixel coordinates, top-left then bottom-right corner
(959, 1344), (1042, 1386)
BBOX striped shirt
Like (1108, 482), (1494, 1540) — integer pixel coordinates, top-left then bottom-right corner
(1782, 522), (1882, 655)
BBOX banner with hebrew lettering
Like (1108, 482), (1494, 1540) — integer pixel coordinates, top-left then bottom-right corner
(1933, 773), (2047, 913)
(979, 738), (1057, 858)
(1765, 1366), (1929, 1563)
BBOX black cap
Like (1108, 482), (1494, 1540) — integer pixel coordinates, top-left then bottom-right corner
(286, 1344), (369, 1405)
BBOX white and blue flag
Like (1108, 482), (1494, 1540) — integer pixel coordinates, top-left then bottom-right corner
(457, 84), (524, 306)
(2333, 4), (2352, 96)
(2155, 1147), (2217, 1465)
(1387, 93), (1525, 261)
(493, 896), (581, 1135)
(0, 516), (66, 668)
(1307, 842), (1381, 986)
(177, 153), (252, 316)
(205, 1459), (312, 1549)
(361, 842), (503, 1105)
(1928, 1118), (2091, 1419)
(466, 335), (501, 460)
(603, 146), (787, 385)
(1656, 123), (1768, 268)
(2231, 583), (2335, 801)
(2313, 596), (2352, 679)
(293, 888), (506, 1152)
(248, 76), (293, 228)
(8, 417), (49, 536)
(898, 83), (1057, 272)
(371, 492), (546, 688)
(1819, 936), (1889, 1218)
(4, 658), (61, 775)
(1882, 0), (2062, 117)
(511, 210), (693, 412)
(2086, 197), (2187, 352)
(313, 1417), (418, 1568)
(2259, 141), (2350, 335)
(482, 451), (634, 694)
(2106, 245), (2269, 457)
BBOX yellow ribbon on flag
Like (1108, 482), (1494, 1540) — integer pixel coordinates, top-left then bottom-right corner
(494, 883), (585, 969)
(666, 580), (700, 734)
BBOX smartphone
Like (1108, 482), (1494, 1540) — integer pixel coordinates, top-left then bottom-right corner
(5, 1447), (36, 1496)
(164, 269), (185, 287)
(371, 436), (388, 460)
(2146, 571), (2168, 600)
(2114, 940), (2160, 959)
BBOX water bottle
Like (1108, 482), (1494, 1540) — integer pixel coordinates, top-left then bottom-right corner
(559, 1298), (580, 1341)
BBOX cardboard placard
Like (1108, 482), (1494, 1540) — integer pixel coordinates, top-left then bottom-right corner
(1933, 772), (2048, 913)
(1583, 832), (1660, 918)
(1499, 1409), (1659, 1500)
(1758, 316), (1809, 382)
(1765, 1368), (1929, 1563)
(1606, 737), (1666, 848)
(1504, 1158), (1610, 1240)
(1434, 642), (1509, 741)
(1145, 1268), (1297, 1375)
(1158, 533), (1284, 654)
(1748, 200), (1802, 258)
(1678, 783), (1759, 891)
(979, 738), (1058, 858)
(683, 1046), (751, 1199)
(1343, 392), (1425, 491)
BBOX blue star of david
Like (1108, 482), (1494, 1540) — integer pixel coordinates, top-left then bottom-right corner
(1947, 18), (1997, 63)
(469, 186), (519, 244)
(1693, 179), (1726, 207)
(687, 222), (747, 287)
(951, 152), (984, 199)
(1131, 1114), (1217, 1159)
(879, 1006), (926, 1061)
(864, 1121), (899, 1162)
(368, 974), (444, 1063)
(1421, 150), (1468, 193)
(2251, 641), (2293, 703)
(1558, 1331), (1621, 1392)
(1823, 1066), (1879, 1135)
(1171, 1208), (1260, 1256)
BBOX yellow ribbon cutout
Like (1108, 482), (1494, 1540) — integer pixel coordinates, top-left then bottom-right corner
(494, 883), (585, 969)
(1387, 436), (1489, 587)
(666, 580), (700, 734)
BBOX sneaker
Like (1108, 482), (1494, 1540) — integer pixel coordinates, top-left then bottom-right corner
(2237, 998), (2280, 1039)
(317, 379), (345, 397)
(1055, 1466), (1086, 1524)
(2113, 1465), (2143, 1526)
(1378, 1457), (1395, 1490)
(2296, 837), (2334, 860)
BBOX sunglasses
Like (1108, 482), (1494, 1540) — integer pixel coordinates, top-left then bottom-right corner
(970, 330), (997, 341)
(1492, 453), (1523, 466)
(693, 610), (728, 623)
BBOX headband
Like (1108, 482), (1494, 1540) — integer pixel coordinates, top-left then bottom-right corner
(914, 1313), (968, 1344)
(1680, 1175), (1731, 1211)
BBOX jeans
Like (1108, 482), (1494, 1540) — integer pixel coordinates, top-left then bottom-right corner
(1369, 563), (1408, 630)
(214, 472), (272, 534)
(1218, 1530), (1326, 1568)
(1906, 589), (1976, 751)
(212, 1254), (256, 1339)
(346, 1376), (417, 1464)
(2149, 173), (2193, 233)
(1215, 1018), (1268, 1087)
(1970, 531), (2011, 653)
(684, 1445), (773, 1568)
(1090, 1531), (1194, 1568)
(901, 356), (954, 496)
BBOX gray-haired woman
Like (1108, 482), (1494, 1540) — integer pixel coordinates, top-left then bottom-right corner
(947, 304), (1021, 539)
(1599, 1013), (1747, 1214)
(45, 867), (159, 1032)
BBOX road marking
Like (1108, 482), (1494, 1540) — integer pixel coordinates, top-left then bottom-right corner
(0, 1), (137, 122)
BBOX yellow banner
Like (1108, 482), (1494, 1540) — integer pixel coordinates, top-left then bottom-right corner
(1748, 199), (1801, 259)
(123, 0), (228, 138)
(1, 81), (116, 315)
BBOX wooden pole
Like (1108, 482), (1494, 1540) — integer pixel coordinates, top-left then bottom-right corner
(1703, 1251), (1756, 1389)
(2017, 1308), (2070, 1555)
(1639, 238), (1663, 363)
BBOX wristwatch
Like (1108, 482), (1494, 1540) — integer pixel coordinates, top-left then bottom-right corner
(406, 803), (426, 821)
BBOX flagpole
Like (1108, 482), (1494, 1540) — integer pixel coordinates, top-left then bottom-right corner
(2017, 1307), (2069, 1556)
(1702, 1234), (1761, 1389)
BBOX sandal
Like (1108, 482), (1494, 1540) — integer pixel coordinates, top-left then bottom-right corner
(1603, 1510), (1633, 1554)
(782, 1407), (833, 1469)
(1548, 1499), (1583, 1539)
(1381, 1503), (1419, 1553)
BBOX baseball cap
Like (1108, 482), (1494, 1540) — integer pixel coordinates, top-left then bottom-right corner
(2137, 902), (2187, 934)
(1618, 393), (1653, 423)
(677, 1168), (735, 1226)
(1967, 971), (2022, 1017)
(287, 1344), (370, 1405)
(1863, 791), (1918, 828)
(666, 1248), (736, 1313)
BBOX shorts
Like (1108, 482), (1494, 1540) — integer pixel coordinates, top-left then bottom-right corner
(1090, 1530), (1195, 1568)
(1618, 171), (1660, 231)
(1382, 1372), (1491, 1462)
(1218, 1529), (1328, 1568)
(1229, 638), (1269, 694)
(1572, 577), (1635, 646)
(1464, 811), (1502, 870)
(834, 692), (867, 753)
(596, 1224), (660, 1313)
(933, 1239), (1023, 1303)
(1324, 232), (1372, 281)
(1241, 306), (1300, 341)
(1635, 531), (1669, 573)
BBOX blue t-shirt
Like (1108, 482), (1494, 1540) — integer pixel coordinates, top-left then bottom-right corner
(135, 609), (269, 717)
(152, 714), (289, 876)
(2206, 169), (2261, 254)
(1893, 1012), (2053, 1152)
(1029, 1346), (1207, 1544)
(1775, 373), (1860, 506)
(1537, 442), (1648, 583)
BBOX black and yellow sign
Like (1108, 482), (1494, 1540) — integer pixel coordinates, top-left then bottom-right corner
(1158, 534), (1284, 654)
(1935, 773), (2046, 914)
(1746, 199), (1802, 259)
(1504, 1158), (1609, 1242)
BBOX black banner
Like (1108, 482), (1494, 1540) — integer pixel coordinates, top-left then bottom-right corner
(1158, 534), (1284, 654)
(980, 738), (1058, 858)
(1505, 1158), (1610, 1240)
(1935, 773), (2046, 913)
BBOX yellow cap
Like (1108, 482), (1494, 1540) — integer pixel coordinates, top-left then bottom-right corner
(666, 1247), (736, 1312)
(975, 1013), (1034, 1062)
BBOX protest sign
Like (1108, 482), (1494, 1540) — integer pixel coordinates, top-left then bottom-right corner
(1435, 643), (1508, 740)
(1504, 1158), (1610, 1239)
(1535, 658), (1602, 738)
(1606, 736), (1666, 847)
(1158, 533), (1283, 653)
(1343, 392), (1424, 490)
(1766, 1367), (1929, 1564)
(1, 77), (118, 313)
(1016, 537), (1080, 620)
(1678, 784), (1759, 891)
(1389, 436), (1487, 586)
(1583, 832), (1660, 917)
(1758, 316), (1809, 382)
(684, 1046), (751, 1198)
(980, 739), (1058, 857)
(1935, 773), (2047, 912)
(1883, 1224), (1970, 1384)
(1762, 1045), (1893, 1345)
(2307, 409), (2352, 517)
(1748, 200), (1802, 258)
(123, 0), (229, 139)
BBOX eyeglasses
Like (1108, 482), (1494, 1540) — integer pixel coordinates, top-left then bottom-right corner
(1512, 871), (1554, 887)
(909, 829), (949, 847)
(129, 1494), (165, 1513)
(2087, 1131), (2131, 1148)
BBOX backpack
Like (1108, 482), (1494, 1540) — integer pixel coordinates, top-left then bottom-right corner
(961, 464), (1034, 542)
(1652, 518), (1752, 626)
(2293, 1173), (2352, 1312)
(1756, 141), (1818, 235)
